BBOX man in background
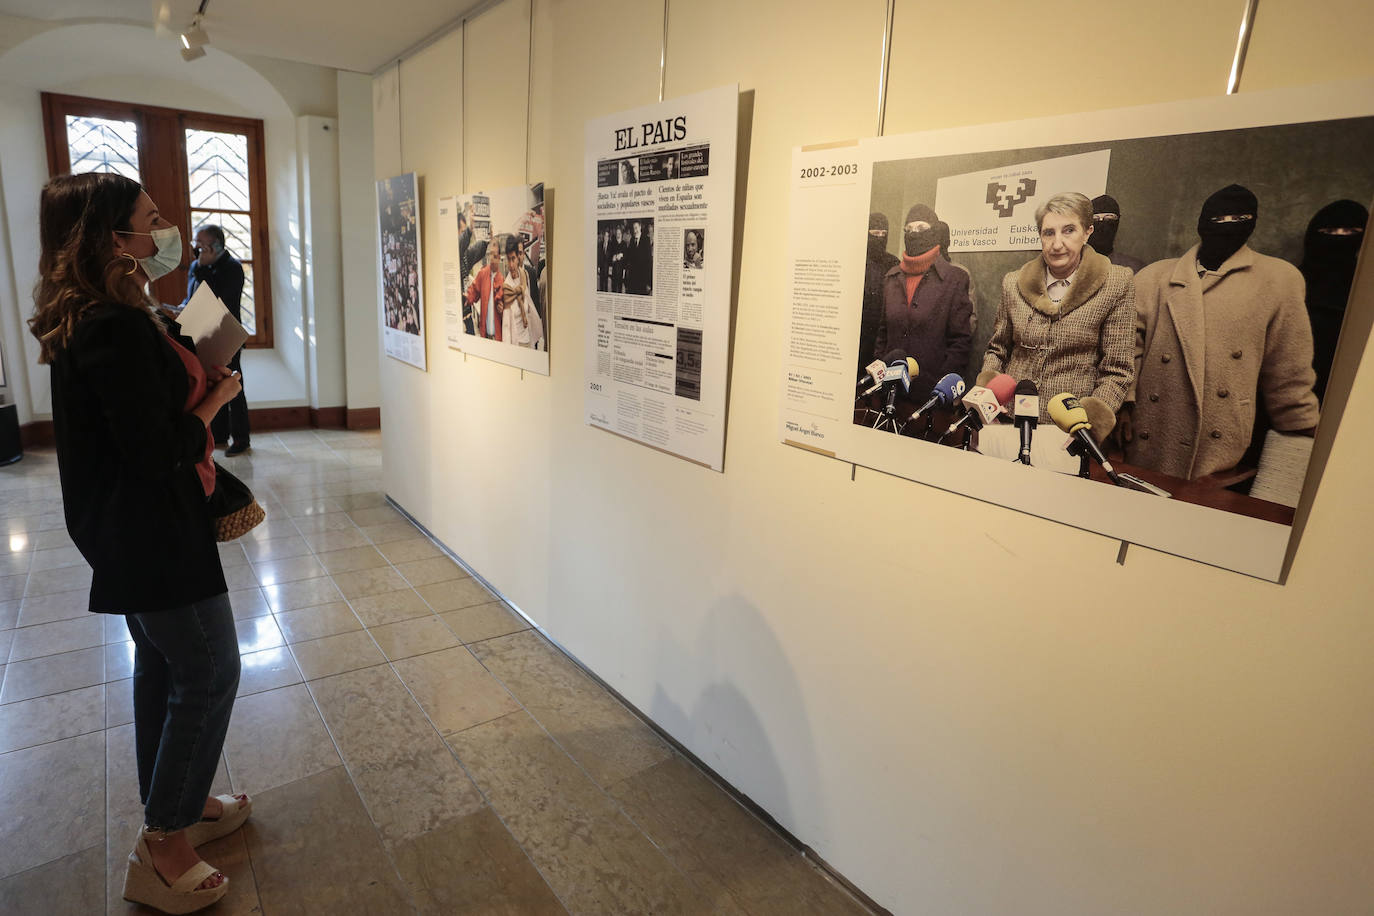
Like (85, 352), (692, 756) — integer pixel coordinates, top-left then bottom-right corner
(187, 224), (251, 456)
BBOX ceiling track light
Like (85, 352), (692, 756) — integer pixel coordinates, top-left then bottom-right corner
(178, 1), (211, 61)
(180, 44), (207, 62)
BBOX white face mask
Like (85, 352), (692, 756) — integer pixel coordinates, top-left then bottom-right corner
(119, 225), (183, 281)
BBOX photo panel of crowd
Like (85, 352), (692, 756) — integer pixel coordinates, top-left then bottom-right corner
(595, 217), (655, 296)
(854, 116), (1374, 520)
(379, 174), (422, 336)
(458, 183), (547, 350)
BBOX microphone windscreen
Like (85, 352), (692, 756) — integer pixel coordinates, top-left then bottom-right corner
(905, 357), (919, 379)
(933, 373), (967, 406)
(1047, 393), (1090, 434)
(1078, 395), (1116, 442)
(1014, 379), (1040, 420)
(986, 373), (1017, 407)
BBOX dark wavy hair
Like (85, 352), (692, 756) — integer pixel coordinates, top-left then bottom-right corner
(29, 172), (161, 363)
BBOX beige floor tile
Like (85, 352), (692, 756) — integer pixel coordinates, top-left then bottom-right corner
(390, 807), (567, 915)
(237, 646), (303, 696)
(289, 629), (385, 680)
(449, 710), (710, 914)
(316, 544), (388, 575)
(217, 541), (249, 568)
(393, 646), (521, 736)
(104, 640), (135, 681)
(231, 614), (284, 655)
(302, 526), (372, 553)
(29, 544), (87, 572)
(350, 587), (433, 627)
(252, 553), (327, 587)
(242, 766), (412, 914)
(0, 844), (104, 915)
(0, 683), (104, 754)
(310, 664), (482, 843)
(290, 511), (356, 534)
(227, 586), (271, 621)
(417, 577), (497, 612)
(0, 646), (104, 705)
(471, 632), (672, 787)
(107, 677), (133, 727)
(0, 731), (104, 879)
(0, 599), (17, 630)
(334, 491), (389, 511)
(222, 684), (341, 796)
(375, 536), (443, 564)
(262, 575), (343, 613)
(396, 555), (469, 587)
(240, 517), (299, 543)
(221, 563), (261, 590)
(362, 520), (423, 543)
(0, 573), (25, 602)
(15, 588), (87, 627)
(26, 564), (92, 597)
(332, 565), (410, 599)
(243, 533), (313, 564)
(102, 613), (130, 644)
(273, 601), (362, 644)
(0, 629), (10, 662)
(370, 615), (461, 661)
(442, 601), (530, 643)
(0, 552), (31, 578)
(610, 755), (870, 915)
(31, 529), (75, 550)
(347, 504), (404, 527)
(279, 496), (343, 518)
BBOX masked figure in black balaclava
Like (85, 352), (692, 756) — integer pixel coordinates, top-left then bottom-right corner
(935, 218), (977, 338)
(1124, 184), (1319, 480)
(1090, 194), (1145, 273)
(870, 203), (973, 404)
(1301, 199), (1368, 401)
(859, 213), (899, 377)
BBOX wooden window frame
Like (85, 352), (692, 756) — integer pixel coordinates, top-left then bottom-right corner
(41, 92), (275, 348)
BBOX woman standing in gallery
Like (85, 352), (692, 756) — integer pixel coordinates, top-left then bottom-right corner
(29, 172), (251, 914)
(979, 191), (1135, 435)
(502, 235), (544, 348)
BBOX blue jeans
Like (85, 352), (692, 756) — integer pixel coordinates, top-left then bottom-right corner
(125, 593), (240, 832)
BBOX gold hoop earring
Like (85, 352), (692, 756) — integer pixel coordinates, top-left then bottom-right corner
(119, 252), (140, 276)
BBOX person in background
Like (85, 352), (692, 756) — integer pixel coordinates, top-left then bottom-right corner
(465, 239), (504, 340)
(859, 212), (898, 379)
(30, 173), (251, 915)
(1090, 194), (1145, 273)
(1300, 199), (1368, 401)
(186, 224), (250, 456)
(873, 203), (973, 401)
(457, 209), (476, 333)
(517, 236), (543, 324)
(979, 191), (1134, 434)
(503, 235), (544, 349)
(935, 219), (977, 338)
(684, 229), (704, 269)
(1123, 184), (1319, 479)
(598, 227), (613, 292)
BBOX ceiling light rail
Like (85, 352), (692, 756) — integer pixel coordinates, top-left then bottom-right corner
(179, 0), (211, 62)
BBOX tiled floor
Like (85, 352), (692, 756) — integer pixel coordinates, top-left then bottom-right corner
(0, 430), (870, 915)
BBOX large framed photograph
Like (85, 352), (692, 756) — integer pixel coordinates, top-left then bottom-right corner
(377, 172), (426, 371)
(439, 183), (549, 375)
(779, 80), (1374, 581)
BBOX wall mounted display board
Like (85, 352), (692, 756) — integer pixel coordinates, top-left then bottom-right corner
(438, 183), (549, 374)
(377, 171), (427, 370)
(778, 81), (1374, 581)
(584, 83), (739, 471)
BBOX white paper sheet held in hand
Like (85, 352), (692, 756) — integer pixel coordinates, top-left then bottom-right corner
(178, 282), (247, 371)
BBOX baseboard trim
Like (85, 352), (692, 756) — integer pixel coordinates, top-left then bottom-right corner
(385, 495), (889, 916)
(19, 404), (380, 448)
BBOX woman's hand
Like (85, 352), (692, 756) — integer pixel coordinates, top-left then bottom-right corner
(192, 371), (241, 428)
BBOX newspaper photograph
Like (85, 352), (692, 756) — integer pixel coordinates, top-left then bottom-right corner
(377, 172), (426, 370)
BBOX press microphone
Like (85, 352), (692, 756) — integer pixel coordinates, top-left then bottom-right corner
(1013, 379), (1039, 464)
(858, 359), (887, 395)
(985, 373), (1017, 411)
(943, 386), (1003, 439)
(879, 354), (918, 420)
(1047, 393), (1119, 484)
(909, 373), (966, 421)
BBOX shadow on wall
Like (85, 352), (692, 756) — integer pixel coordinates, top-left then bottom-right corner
(648, 591), (826, 845)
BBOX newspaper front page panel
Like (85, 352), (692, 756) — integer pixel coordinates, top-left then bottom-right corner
(378, 173), (426, 371)
(584, 84), (739, 471)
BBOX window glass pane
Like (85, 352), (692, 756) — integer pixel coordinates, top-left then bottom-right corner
(185, 128), (250, 211)
(190, 210), (252, 261)
(65, 115), (140, 181)
(240, 263), (256, 336)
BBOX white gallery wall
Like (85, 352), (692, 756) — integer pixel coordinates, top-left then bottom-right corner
(375, 1), (1370, 913)
(0, 16), (379, 424)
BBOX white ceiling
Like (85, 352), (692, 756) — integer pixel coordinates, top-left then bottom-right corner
(0, 0), (489, 73)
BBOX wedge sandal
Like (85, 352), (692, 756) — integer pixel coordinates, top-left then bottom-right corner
(122, 830), (228, 914)
(183, 793), (252, 847)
